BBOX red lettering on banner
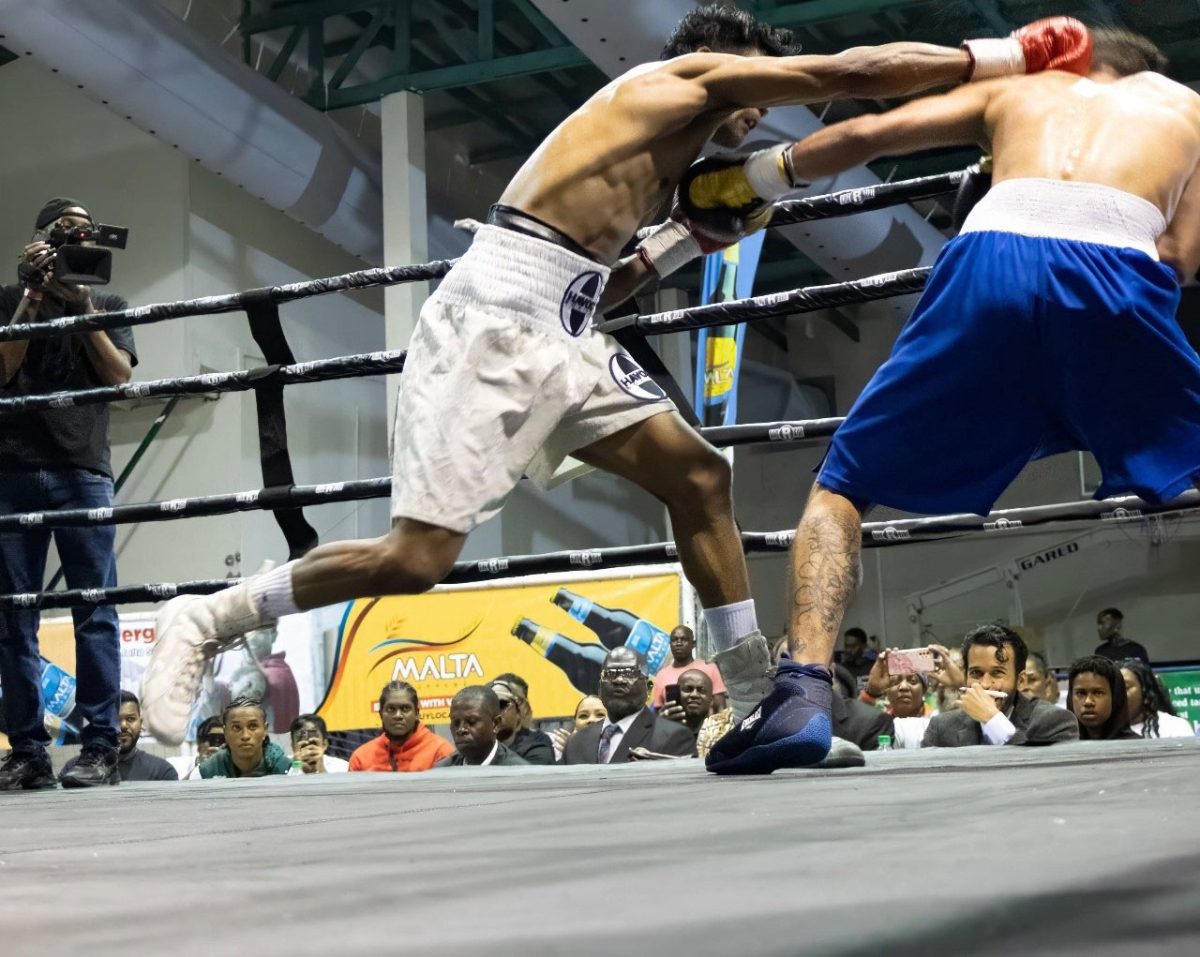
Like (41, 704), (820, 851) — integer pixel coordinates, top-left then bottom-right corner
(120, 626), (157, 644)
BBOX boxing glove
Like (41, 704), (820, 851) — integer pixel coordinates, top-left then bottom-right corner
(964, 16), (1092, 81)
(678, 144), (803, 245)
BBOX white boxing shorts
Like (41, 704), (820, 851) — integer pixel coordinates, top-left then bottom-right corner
(391, 223), (673, 533)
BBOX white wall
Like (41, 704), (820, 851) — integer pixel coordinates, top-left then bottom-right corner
(0, 57), (389, 604)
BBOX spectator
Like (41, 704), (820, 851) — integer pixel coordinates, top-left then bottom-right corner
(1120, 660), (1194, 738)
(198, 698), (291, 778)
(437, 686), (529, 767)
(171, 715), (224, 780)
(651, 626), (727, 711)
(830, 663), (895, 751)
(116, 691), (178, 782)
(838, 627), (876, 679)
(489, 677), (554, 765)
(551, 695), (607, 760)
(659, 668), (715, 746)
(348, 681), (453, 772)
(289, 714), (349, 773)
(562, 647), (694, 764)
(494, 672), (535, 730)
(1019, 651), (1061, 704)
(1093, 608), (1149, 664)
(862, 646), (961, 747)
(0, 198), (137, 791)
(923, 626), (1079, 747)
(1068, 656), (1140, 740)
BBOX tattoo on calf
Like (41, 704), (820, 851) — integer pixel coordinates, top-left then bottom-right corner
(790, 509), (861, 654)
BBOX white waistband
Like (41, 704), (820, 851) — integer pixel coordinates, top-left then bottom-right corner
(436, 225), (611, 333)
(959, 178), (1165, 260)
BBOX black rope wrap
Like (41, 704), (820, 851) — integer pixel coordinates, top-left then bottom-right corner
(0, 260), (457, 343)
(0, 350), (407, 413)
(769, 168), (970, 228)
(606, 268), (931, 335)
(2, 489), (1194, 608)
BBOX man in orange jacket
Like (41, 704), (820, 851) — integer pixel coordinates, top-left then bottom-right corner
(348, 681), (453, 772)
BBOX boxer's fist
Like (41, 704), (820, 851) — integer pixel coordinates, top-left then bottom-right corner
(964, 16), (1092, 81)
(678, 144), (795, 245)
(636, 216), (731, 277)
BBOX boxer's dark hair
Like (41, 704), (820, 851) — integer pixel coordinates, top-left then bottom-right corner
(662, 4), (798, 60)
(1090, 28), (1167, 77)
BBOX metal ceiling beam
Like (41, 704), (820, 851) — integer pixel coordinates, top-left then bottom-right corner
(314, 45), (590, 108)
(753, 0), (939, 28)
(241, 0), (389, 35)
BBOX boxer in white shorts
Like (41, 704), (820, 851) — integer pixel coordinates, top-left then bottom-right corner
(141, 5), (1087, 744)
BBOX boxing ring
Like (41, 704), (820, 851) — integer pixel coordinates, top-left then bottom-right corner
(2, 171), (1199, 954)
(1, 165), (1197, 613)
(2, 739), (1198, 954)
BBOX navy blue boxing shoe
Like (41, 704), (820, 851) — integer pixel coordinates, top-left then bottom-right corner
(705, 660), (833, 775)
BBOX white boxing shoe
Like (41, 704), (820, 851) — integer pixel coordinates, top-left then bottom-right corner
(141, 579), (270, 745)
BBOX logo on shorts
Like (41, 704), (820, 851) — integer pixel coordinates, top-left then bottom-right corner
(609, 353), (666, 402)
(560, 271), (603, 337)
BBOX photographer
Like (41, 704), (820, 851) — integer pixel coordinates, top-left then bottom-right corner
(0, 198), (136, 791)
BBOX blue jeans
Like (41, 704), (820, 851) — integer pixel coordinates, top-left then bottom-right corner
(0, 469), (120, 752)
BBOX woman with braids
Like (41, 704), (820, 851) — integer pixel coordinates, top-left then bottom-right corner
(1120, 660), (1194, 739)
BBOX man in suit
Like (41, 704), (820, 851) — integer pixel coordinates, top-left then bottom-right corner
(562, 647), (695, 764)
(437, 686), (529, 768)
(923, 625), (1079, 748)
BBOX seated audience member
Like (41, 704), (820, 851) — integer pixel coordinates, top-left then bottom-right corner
(289, 714), (349, 773)
(1120, 660), (1194, 738)
(116, 691), (178, 782)
(562, 647), (694, 764)
(171, 716), (224, 780)
(1093, 608), (1150, 664)
(1019, 651), (1061, 705)
(838, 627), (876, 679)
(923, 626), (1079, 748)
(551, 695), (607, 760)
(658, 668), (715, 748)
(490, 677), (554, 765)
(651, 626), (727, 711)
(437, 686), (530, 767)
(349, 681), (453, 772)
(1068, 656), (1140, 740)
(886, 672), (931, 749)
(830, 663), (895, 751)
(199, 697), (291, 778)
(863, 647), (961, 747)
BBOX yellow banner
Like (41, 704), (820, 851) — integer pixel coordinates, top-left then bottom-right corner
(704, 336), (737, 399)
(316, 573), (681, 729)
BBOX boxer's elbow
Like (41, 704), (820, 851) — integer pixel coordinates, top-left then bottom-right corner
(1158, 235), (1200, 286)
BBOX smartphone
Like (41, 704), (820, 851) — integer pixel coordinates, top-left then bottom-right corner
(664, 684), (681, 706)
(887, 647), (936, 676)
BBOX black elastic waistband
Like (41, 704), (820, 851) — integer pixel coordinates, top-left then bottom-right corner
(487, 204), (604, 264)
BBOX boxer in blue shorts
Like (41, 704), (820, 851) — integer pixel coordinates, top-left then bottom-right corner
(686, 28), (1200, 773)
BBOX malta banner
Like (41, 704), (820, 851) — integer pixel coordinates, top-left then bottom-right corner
(314, 570), (683, 729)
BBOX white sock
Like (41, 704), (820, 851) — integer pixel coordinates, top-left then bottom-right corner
(703, 599), (758, 654)
(248, 561), (301, 619)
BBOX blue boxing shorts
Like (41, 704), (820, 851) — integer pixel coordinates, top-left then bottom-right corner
(818, 178), (1200, 516)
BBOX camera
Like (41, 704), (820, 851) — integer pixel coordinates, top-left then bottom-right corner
(45, 222), (129, 286)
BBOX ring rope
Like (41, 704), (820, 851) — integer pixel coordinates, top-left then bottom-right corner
(600, 267), (931, 335)
(4, 168), (972, 347)
(4, 489), (1195, 609)
(0, 419), (842, 531)
(0, 259), (458, 343)
(0, 350), (407, 414)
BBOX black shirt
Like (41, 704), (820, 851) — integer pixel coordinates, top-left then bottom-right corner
(1094, 637), (1150, 664)
(0, 285), (136, 477)
(509, 728), (556, 765)
(117, 748), (179, 782)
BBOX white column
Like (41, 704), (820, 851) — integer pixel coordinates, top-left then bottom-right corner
(380, 90), (428, 436)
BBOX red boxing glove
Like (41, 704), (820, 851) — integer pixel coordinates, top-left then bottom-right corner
(963, 16), (1092, 82)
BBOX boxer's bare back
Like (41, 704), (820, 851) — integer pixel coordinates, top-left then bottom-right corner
(498, 44), (972, 264)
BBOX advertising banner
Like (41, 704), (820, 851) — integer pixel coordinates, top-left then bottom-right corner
(314, 570), (683, 729)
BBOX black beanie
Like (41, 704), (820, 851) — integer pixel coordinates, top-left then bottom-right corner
(35, 197), (91, 231)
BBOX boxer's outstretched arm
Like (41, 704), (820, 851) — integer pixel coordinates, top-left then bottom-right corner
(785, 80), (999, 182)
(695, 44), (972, 110)
(1159, 164), (1200, 284)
